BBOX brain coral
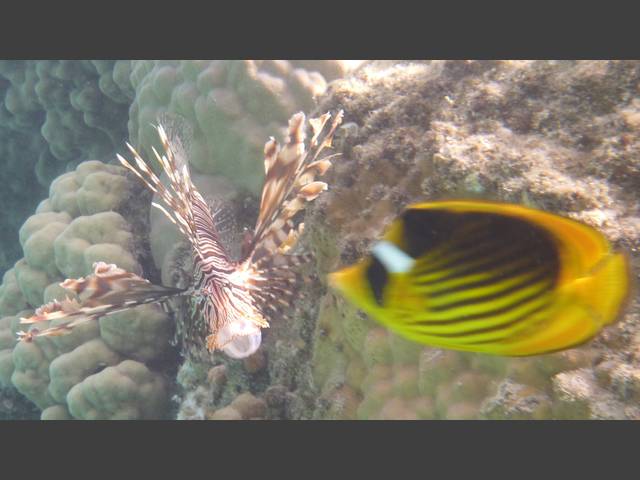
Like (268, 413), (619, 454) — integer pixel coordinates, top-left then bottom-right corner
(0, 160), (174, 419)
(128, 60), (360, 194)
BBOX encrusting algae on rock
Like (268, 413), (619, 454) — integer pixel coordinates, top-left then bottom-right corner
(297, 60), (640, 420)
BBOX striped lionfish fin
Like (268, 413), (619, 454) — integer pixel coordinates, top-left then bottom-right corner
(244, 110), (344, 263)
(117, 125), (231, 266)
(18, 262), (186, 341)
(235, 111), (344, 329)
(246, 252), (313, 319)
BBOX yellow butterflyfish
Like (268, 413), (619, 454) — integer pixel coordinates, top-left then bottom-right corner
(329, 200), (630, 356)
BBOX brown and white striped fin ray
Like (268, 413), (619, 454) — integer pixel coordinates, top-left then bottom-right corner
(18, 262), (187, 341)
(309, 113), (331, 147)
(151, 127), (232, 267)
(247, 110), (343, 263)
(117, 144), (197, 246)
(118, 125), (230, 266)
(252, 113), (307, 246)
(245, 252), (312, 320)
(278, 223), (305, 255)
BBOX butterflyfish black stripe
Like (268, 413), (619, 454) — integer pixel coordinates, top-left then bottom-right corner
(413, 222), (498, 257)
(402, 209), (558, 260)
(428, 265), (556, 311)
(414, 243), (536, 286)
(401, 210), (488, 257)
(411, 279), (555, 325)
(401, 211), (502, 256)
(415, 248), (544, 288)
(413, 226), (558, 284)
(410, 303), (550, 342)
(426, 256), (557, 299)
(412, 235), (519, 276)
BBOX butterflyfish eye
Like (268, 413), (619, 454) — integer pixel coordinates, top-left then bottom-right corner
(365, 256), (389, 306)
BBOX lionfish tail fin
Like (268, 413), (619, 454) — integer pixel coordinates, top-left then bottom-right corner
(18, 262), (187, 341)
(246, 110), (344, 263)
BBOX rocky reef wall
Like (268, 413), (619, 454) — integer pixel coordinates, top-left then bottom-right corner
(300, 60), (640, 419)
(178, 61), (640, 420)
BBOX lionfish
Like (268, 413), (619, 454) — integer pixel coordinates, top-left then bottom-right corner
(19, 110), (344, 359)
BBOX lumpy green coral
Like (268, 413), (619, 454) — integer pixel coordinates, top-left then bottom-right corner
(99, 304), (174, 362)
(66, 360), (168, 420)
(53, 211), (140, 279)
(128, 60), (360, 195)
(0, 61), (134, 275)
(0, 160), (174, 419)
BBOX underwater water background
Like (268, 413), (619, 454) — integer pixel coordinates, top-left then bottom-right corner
(0, 60), (638, 420)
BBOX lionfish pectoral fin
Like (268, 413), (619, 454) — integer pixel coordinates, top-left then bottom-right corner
(246, 253), (313, 325)
(119, 116), (230, 267)
(18, 262), (187, 341)
(246, 110), (343, 264)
